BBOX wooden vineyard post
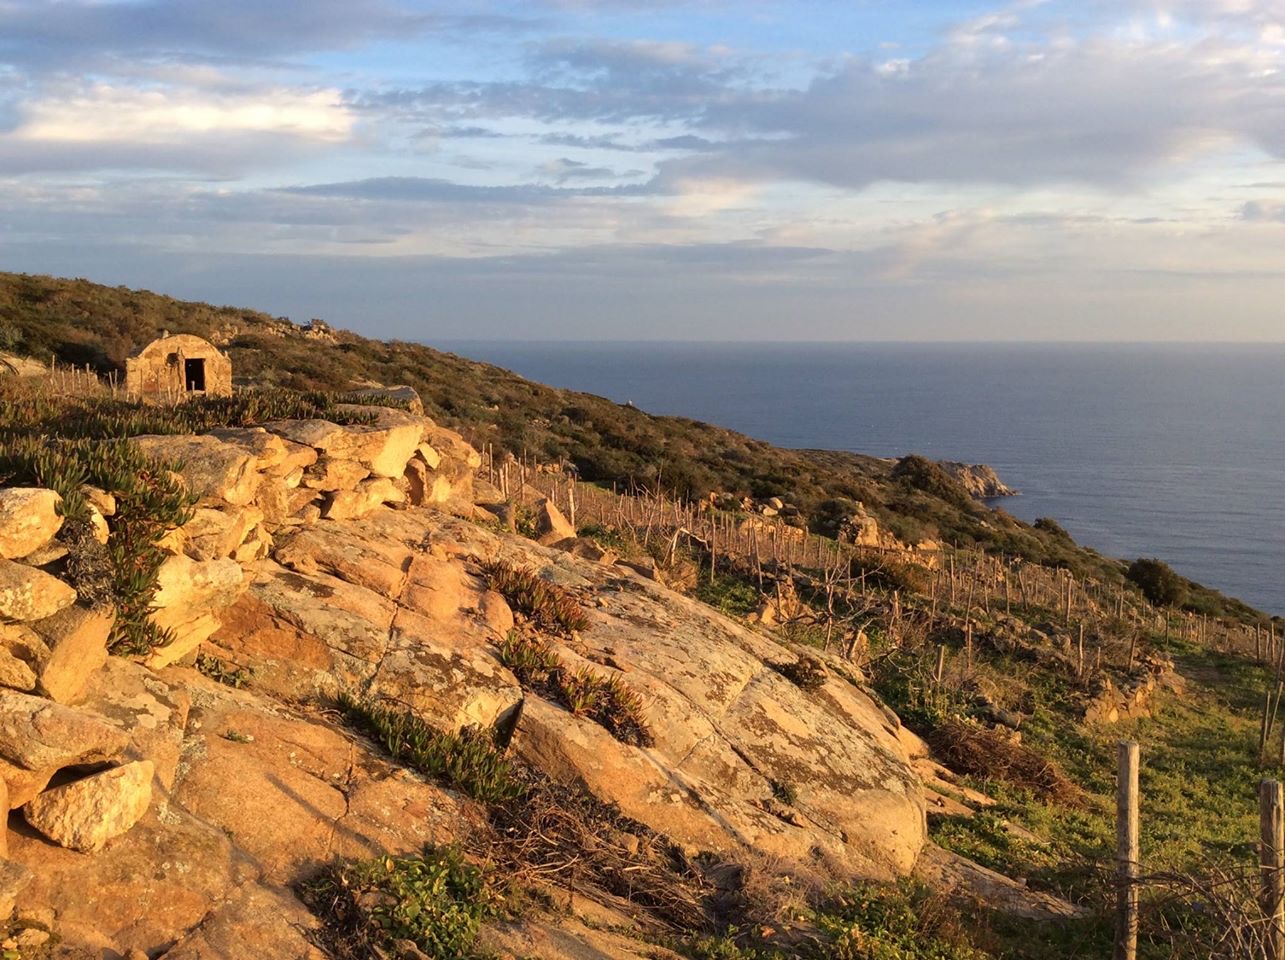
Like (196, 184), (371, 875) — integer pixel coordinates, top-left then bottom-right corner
(1115, 741), (1140, 960)
(1263, 780), (1285, 960)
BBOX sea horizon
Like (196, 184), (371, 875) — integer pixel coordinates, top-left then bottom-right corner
(441, 339), (1285, 617)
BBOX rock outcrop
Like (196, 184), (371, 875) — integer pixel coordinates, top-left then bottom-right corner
(940, 461), (1016, 498)
(0, 390), (941, 957)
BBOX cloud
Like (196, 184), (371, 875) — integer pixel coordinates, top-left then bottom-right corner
(359, 38), (744, 125)
(1240, 199), (1285, 220)
(0, 0), (535, 68)
(283, 175), (654, 202)
(355, 15), (1285, 192)
(17, 84), (349, 143)
(671, 32), (1285, 189)
(0, 81), (351, 174)
(539, 157), (621, 181)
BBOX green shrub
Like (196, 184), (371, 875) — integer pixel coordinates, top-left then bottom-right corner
(891, 456), (973, 509)
(479, 559), (590, 636)
(849, 551), (930, 595)
(300, 845), (498, 960)
(195, 652), (252, 688)
(549, 665), (655, 747)
(1033, 517), (1073, 542)
(0, 435), (195, 654)
(497, 633), (654, 747)
(336, 693), (524, 804)
(769, 779), (798, 806)
(1126, 558), (1186, 607)
(497, 630), (559, 685)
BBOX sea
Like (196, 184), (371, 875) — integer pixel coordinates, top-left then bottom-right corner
(441, 342), (1285, 616)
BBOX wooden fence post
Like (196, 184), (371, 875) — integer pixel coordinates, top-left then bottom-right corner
(1261, 779), (1285, 960)
(1115, 740), (1140, 960)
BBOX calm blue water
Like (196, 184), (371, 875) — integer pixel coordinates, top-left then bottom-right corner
(441, 342), (1285, 615)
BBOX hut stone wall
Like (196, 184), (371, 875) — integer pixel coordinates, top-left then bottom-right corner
(125, 334), (232, 401)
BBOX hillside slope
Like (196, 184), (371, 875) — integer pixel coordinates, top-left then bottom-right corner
(0, 272), (1132, 577)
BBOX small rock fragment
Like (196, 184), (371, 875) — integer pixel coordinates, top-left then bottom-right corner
(31, 604), (114, 704)
(0, 489), (63, 560)
(24, 760), (155, 852)
(0, 560), (76, 623)
(0, 859), (33, 922)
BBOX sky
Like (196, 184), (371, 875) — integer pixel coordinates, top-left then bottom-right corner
(2, 0), (1285, 341)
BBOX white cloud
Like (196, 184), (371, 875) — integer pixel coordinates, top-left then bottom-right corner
(14, 84), (351, 143)
(0, 81), (353, 173)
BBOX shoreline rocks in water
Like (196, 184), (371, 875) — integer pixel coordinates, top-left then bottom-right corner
(939, 461), (1018, 498)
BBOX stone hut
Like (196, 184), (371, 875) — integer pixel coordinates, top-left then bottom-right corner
(125, 333), (232, 401)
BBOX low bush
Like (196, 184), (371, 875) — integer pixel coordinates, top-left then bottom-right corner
(300, 845), (499, 960)
(0, 435), (196, 654)
(336, 693), (524, 804)
(497, 632), (654, 747)
(478, 559), (590, 636)
(927, 718), (1081, 807)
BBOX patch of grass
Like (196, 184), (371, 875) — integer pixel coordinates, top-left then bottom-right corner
(0, 387), (376, 442)
(816, 880), (989, 960)
(479, 559), (590, 636)
(195, 652), (253, 688)
(578, 521), (629, 552)
(336, 693), (524, 804)
(692, 570), (762, 619)
(300, 845), (500, 960)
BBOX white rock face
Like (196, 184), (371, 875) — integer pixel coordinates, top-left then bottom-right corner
(213, 506), (928, 879)
(24, 760), (154, 852)
(0, 489), (63, 561)
(128, 436), (259, 506)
